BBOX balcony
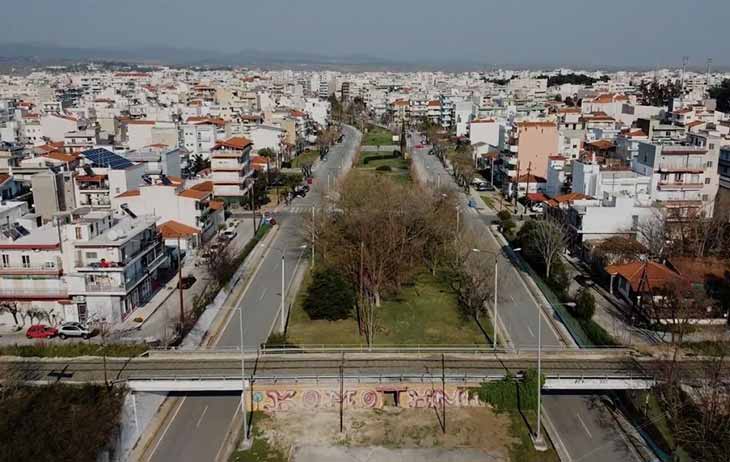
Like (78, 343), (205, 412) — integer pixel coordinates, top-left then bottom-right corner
(85, 282), (125, 294)
(658, 182), (703, 191)
(0, 265), (62, 276)
(0, 288), (68, 300)
(658, 163), (704, 173)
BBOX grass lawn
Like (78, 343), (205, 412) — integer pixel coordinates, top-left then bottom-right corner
(480, 194), (496, 209)
(355, 152), (411, 183)
(506, 411), (561, 462)
(363, 126), (396, 146)
(290, 149), (319, 168)
(287, 271), (489, 346)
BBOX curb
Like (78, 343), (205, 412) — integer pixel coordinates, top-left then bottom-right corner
(203, 225), (280, 348)
(128, 395), (180, 462)
(541, 405), (572, 462)
(489, 226), (577, 349)
(215, 404), (243, 462)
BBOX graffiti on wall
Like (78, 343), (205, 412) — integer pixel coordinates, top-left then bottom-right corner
(248, 384), (483, 412)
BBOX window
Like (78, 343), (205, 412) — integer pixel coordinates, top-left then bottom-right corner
(707, 161), (713, 168)
(705, 178), (711, 184)
(1, 254), (9, 267)
(702, 194), (709, 201)
(674, 173), (682, 182)
(75, 226), (82, 239)
(660, 173), (669, 181)
(85, 252), (97, 259)
(631, 215), (639, 230)
(21, 255), (30, 268)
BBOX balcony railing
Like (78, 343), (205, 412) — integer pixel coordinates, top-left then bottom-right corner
(0, 265), (61, 276)
(0, 288), (68, 299)
(658, 182), (703, 191)
(85, 282), (125, 293)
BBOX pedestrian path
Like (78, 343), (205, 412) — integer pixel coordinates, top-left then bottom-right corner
(286, 206), (313, 214)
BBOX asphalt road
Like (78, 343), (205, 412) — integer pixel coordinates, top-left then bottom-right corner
(408, 134), (644, 462)
(143, 126), (361, 462)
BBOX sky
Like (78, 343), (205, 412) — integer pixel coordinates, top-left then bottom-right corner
(2, 0), (728, 68)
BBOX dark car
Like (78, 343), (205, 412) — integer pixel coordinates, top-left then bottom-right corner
(26, 324), (58, 339)
(178, 276), (197, 290)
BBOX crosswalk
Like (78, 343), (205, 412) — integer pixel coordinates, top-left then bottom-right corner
(286, 206), (313, 214)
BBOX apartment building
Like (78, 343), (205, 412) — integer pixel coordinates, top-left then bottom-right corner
(75, 148), (146, 209)
(210, 136), (254, 202)
(111, 180), (224, 244)
(0, 208), (169, 324)
(633, 136), (720, 217)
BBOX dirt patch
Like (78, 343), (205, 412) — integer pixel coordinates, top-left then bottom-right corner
(253, 407), (514, 459)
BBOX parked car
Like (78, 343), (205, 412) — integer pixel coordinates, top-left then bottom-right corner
(414, 144), (424, 149)
(221, 229), (237, 241)
(58, 322), (92, 340)
(531, 203), (545, 213)
(178, 275), (197, 290)
(26, 324), (58, 339)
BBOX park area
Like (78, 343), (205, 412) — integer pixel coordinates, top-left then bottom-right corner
(287, 271), (487, 346)
(290, 149), (319, 169)
(362, 126), (396, 146)
(355, 151), (411, 183)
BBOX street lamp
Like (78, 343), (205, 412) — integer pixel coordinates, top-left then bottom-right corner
(238, 302), (250, 449)
(471, 248), (500, 350)
(273, 244), (308, 334)
(512, 246), (546, 451)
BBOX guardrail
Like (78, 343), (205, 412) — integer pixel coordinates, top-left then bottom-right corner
(142, 344), (633, 357)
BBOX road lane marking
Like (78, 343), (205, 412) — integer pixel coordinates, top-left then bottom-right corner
(258, 288), (268, 301)
(527, 326), (535, 338)
(576, 412), (593, 439)
(146, 396), (187, 461)
(195, 405), (209, 428)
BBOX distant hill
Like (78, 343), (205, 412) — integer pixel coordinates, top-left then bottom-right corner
(0, 43), (399, 68)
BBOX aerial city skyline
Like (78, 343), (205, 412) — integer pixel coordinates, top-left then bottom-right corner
(1, 2), (729, 462)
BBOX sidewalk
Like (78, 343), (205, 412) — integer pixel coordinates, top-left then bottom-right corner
(561, 253), (662, 346)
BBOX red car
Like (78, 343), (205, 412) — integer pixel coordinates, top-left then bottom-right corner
(26, 324), (58, 339)
(414, 144), (424, 149)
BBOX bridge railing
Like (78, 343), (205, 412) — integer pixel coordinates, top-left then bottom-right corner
(143, 344), (632, 356)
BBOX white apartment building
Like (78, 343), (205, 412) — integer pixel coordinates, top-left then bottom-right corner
(633, 136), (720, 216)
(210, 137), (254, 202)
(182, 121), (219, 159)
(111, 180), (224, 244)
(0, 209), (168, 324)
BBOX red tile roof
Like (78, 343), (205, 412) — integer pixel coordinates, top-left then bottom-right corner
(213, 137), (252, 151)
(515, 174), (547, 183)
(158, 220), (200, 238)
(115, 189), (140, 198)
(209, 200), (224, 210)
(553, 192), (593, 203)
(190, 181), (214, 192)
(605, 260), (684, 292)
(178, 188), (209, 200)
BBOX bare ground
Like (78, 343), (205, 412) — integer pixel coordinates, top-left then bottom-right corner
(253, 407), (514, 461)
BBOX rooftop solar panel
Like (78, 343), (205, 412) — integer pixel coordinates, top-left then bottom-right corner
(81, 148), (134, 170)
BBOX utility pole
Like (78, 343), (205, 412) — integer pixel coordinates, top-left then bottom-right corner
(524, 162), (532, 219)
(238, 301), (250, 448)
(441, 353), (446, 434)
(533, 302), (546, 451)
(493, 255), (499, 350)
(680, 56), (689, 96)
(311, 206), (315, 269)
(280, 250), (286, 333)
(339, 356), (344, 433)
(514, 160), (521, 210)
(250, 187), (256, 239)
(358, 241), (364, 335)
(177, 236), (184, 331)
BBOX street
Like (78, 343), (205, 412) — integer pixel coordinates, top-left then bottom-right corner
(408, 134), (645, 462)
(142, 125), (361, 462)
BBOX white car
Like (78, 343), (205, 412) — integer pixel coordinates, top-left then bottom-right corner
(221, 229), (237, 241)
(58, 322), (92, 340)
(531, 203), (546, 213)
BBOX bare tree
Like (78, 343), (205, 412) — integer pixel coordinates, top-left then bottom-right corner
(203, 242), (237, 285)
(526, 218), (568, 279)
(0, 302), (21, 329)
(446, 233), (495, 341)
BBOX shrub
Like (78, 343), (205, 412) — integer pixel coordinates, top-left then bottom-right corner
(303, 268), (355, 320)
(497, 210), (512, 221)
(573, 287), (596, 320)
(477, 368), (544, 412)
(501, 218), (516, 236)
(375, 165), (392, 172)
(547, 259), (570, 300)
(580, 319), (616, 345)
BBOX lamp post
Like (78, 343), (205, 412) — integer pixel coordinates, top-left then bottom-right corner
(512, 246), (546, 450)
(471, 248), (500, 350)
(274, 244), (308, 334)
(238, 301), (250, 449)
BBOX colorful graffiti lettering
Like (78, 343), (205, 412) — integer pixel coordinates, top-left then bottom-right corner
(264, 390), (297, 411)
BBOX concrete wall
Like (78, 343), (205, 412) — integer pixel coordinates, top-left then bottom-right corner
(248, 383), (485, 413)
